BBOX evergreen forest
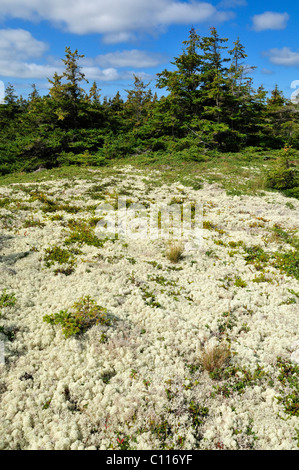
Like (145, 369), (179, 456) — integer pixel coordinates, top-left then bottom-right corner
(0, 27), (298, 197)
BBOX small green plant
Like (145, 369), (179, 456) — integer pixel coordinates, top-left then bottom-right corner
(147, 274), (177, 287)
(214, 239), (227, 246)
(211, 364), (267, 392)
(0, 289), (16, 308)
(147, 261), (163, 270)
(228, 240), (244, 248)
(286, 201), (296, 210)
(234, 276), (247, 288)
(275, 357), (299, 418)
(23, 216), (45, 228)
(44, 246), (76, 267)
(139, 285), (163, 309)
(252, 273), (274, 283)
(50, 214), (64, 221)
(205, 249), (219, 259)
(288, 288), (299, 298)
(64, 219), (108, 247)
(188, 401), (209, 429)
(272, 250), (299, 280)
(269, 224), (299, 250)
(43, 296), (111, 338)
(116, 434), (131, 450)
(101, 371), (115, 385)
(243, 245), (269, 266)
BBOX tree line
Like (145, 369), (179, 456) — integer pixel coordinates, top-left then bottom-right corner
(0, 27), (298, 175)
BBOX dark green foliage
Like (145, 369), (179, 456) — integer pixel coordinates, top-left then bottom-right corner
(276, 357), (299, 418)
(43, 295), (111, 338)
(1, 32), (299, 176)
(273, 250), (299, 280)
(0, 289), (16, 308)
(267, 146), (299, 193)
(188, 402), (209, 429)
(44, 246), (76, 267)
(243, 245), (269, 265)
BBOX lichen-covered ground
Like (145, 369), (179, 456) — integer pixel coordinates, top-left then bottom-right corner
(0, 166), (298, 450)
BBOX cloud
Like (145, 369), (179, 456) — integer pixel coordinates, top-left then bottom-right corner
(252, 11), (289, 32)
(93, 50), (167, 69)
(80, 67), (120, 82)
(261, 68), (274, 75)
(102, 32), (137, 45)
(0, 60), (58, 79)
(0, 28), (53, 78)
(156, 2), (232, 24)
(264, 47), (299, 67)
(0, 28), (48, 60)
(0, 28), (160, 84)
(0, 1), (233, 42)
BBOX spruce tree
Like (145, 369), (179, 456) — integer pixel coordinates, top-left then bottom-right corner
(156, 27), (203, 136)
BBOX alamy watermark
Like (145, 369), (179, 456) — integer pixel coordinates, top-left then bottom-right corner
(291, 80), (299, 103)
(94, 197), (203, 250)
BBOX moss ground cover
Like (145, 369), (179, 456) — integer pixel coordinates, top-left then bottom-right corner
(0, 162), (298, 450)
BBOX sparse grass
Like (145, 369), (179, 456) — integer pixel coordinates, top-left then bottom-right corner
(29, 190), (81, 214)
(23, 216), (45, 228)
(252, 273), (274, 283)
(203, 220), (226, 234)
(0, 197), (11, 208)
(49, 213), (64, 221)
(165, 241), (184, 263)
(199, 342), (231, 374)
(267, 224), (299, 249)
(243, 245), (270, 271)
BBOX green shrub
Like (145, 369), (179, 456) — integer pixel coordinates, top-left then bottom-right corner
(43, 295), (111, 338)
(0, 289), (16, 308)
(44, 246), (76, 267)
(267, 146), (299, 191)
(273, 250), (299, 280)
(64, 219), (108, 247)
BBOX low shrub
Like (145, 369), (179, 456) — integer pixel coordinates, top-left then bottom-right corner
(43, 295), (111, 338)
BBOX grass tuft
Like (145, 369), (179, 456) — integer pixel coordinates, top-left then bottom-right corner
(199, 342), (231, 374)
(165, 241), (184, 263)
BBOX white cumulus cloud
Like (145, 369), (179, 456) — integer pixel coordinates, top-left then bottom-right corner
(0, 28), (161, 83)
(0, 28), (53, 78)
(0, 0), (233, 42)
(252, 11), (289, 32)
(0, 28), (48, 60)
(93, 50), (167, 69)
(264, 47), (299, 67)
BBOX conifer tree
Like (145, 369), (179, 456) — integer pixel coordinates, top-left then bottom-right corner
(199, 27), (229, 124)
(48, 47), (88, 127)
(125, 75), (153, 127)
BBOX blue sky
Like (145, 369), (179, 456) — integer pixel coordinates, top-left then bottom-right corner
(0, 0), (299, 102)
